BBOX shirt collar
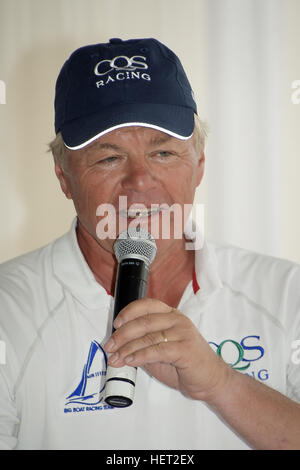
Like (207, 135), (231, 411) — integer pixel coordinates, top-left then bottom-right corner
(184, 218), (223, 302)
(52, 218), (111, 309)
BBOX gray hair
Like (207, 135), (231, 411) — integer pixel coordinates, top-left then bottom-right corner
(48, 114), (208, 170)
(48, 131), (68, 171)
(192, 114), (208, 156)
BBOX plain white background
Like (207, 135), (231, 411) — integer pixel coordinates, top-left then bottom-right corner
(0, 0), (299, 263)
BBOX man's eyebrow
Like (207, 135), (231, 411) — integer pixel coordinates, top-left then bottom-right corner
(149, 134), (173, 146)
(87, 142), (122, 151)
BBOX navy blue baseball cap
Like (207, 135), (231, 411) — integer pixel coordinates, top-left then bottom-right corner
(54, 38), (197, 150)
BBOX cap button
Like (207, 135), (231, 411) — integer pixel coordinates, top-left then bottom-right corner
(109, 38), (123, 44)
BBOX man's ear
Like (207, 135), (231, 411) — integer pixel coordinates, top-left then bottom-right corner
(196, 151), (205, 187)
(54, 159), (72, 199)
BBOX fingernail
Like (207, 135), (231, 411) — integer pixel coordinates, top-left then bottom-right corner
(125, 355), (134, 364)
(104, 338), (115, 352)
(114, 318), (122, 329)
(109, 352), (119, 364)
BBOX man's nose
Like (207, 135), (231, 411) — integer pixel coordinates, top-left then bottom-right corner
(121, 161), (157, 193)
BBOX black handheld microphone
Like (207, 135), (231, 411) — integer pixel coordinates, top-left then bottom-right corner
(104, 227), (157, 408)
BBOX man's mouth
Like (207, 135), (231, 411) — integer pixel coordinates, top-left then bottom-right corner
(119, 206), (162, 219)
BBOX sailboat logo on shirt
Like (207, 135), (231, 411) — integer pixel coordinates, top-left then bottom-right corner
(65, 340), (109, 408)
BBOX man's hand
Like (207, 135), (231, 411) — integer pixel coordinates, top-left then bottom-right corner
(104, 297), (300, 449)
(103, 298), (231, 402)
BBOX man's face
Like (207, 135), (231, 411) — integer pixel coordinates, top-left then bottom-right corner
(55, 126), (204, 256)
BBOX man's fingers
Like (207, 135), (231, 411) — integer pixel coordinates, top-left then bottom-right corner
(108, 333), (180, 368)
(106, 326), (176, 365)
(108, 311), (180, 349)
(113, 298), (173, 328)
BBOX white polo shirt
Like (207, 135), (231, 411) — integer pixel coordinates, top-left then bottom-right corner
(0, 219), (300, 450)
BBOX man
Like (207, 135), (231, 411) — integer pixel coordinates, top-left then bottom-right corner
(0, 38), (300, 450)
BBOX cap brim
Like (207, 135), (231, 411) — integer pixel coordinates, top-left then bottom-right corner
(60, 103), (195, 150)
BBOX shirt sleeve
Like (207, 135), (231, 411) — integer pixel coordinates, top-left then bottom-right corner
(0, 366), (19, 450)
(286, 320), (300, 402)
(283, 264), (300, 403)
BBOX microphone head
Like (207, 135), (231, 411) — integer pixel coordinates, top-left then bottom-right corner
(114, 227), (157, 265)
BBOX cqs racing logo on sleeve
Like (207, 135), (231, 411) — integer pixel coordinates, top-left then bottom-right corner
(209, 335), (269, 382)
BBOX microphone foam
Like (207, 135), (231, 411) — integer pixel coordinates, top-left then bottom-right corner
(114, 228), (157, 265)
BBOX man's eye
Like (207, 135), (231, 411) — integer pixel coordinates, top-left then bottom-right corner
(98, 156), (119, 165)
(156, 151), (172, 158)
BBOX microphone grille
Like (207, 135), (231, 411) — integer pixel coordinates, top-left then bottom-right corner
(114, 228), (157, 265)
